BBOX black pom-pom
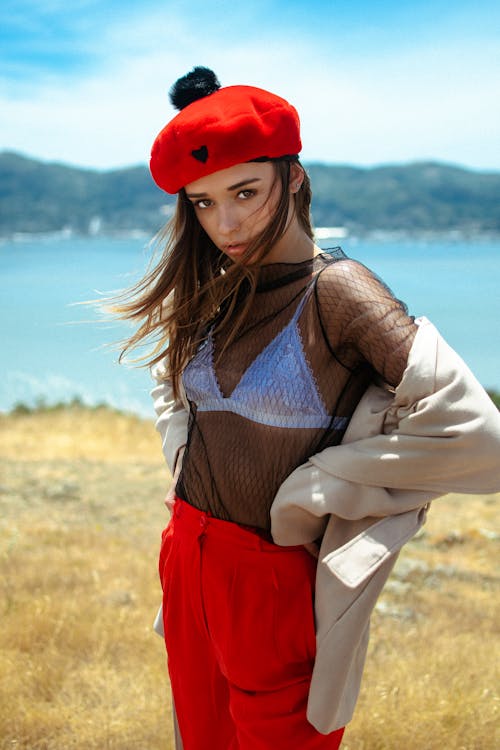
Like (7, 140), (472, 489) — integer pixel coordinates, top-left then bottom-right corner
(169, 66), (221, 110)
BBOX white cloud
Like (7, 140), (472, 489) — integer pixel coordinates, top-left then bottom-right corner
(1, 11), (499, 170)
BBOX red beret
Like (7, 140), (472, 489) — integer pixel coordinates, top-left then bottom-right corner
(150, 83), (302, 194)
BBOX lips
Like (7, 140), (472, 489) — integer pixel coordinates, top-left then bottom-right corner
(224, 243), (248, 256)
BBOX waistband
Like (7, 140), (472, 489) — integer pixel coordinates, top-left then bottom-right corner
(171, 497), (306, 554)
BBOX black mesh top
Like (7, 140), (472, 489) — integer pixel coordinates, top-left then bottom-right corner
(176, 249), (417, 531)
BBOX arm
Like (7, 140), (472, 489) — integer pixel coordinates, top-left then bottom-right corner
(271, 319), (500, 544)
(150, 359), (190, 477)
(309, 317), (500, 493)
(151, 364), (190, 647)
(314, 258), (418, 387)
(312, 260), (498, 494)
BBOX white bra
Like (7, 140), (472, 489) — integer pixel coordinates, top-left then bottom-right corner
(183, 287), (347, 431)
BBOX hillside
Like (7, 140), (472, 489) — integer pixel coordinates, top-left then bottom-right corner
(1, 151), (499, 237)
(0, 151), (175, 236)
(307, 161), (500, 234)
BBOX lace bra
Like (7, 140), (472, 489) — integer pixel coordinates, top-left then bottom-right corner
(183, 285), (347, 431)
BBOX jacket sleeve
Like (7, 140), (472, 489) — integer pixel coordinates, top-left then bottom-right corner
(271, 318), (500, 544)
(150, 360), (190, 475)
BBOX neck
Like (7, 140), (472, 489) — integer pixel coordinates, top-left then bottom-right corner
(259, 219), (320, 265)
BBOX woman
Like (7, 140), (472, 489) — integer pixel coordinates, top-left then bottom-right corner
(115, 67), (500, 749)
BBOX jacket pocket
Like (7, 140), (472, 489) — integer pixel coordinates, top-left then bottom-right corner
(322, 505), (428, 589)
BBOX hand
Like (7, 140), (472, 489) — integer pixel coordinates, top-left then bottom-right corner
(164, 484), (177, 516)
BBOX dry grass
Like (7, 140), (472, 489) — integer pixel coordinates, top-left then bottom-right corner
(0, 407), (172, 750)
(0, 406), (498, 749)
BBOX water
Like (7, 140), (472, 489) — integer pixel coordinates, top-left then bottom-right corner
(1, 235), (499, 416)
(1, 236), (155, 416)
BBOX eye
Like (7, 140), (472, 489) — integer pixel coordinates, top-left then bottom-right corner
(193, 199), (213, 209)
(237, 189), (255, 200)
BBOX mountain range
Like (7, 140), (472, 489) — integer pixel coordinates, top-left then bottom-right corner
(1, 151), (499, 237)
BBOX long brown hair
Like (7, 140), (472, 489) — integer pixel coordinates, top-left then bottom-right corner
(111, 159), (313, 399)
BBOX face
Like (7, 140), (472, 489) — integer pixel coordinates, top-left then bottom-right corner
(185, 161), (293, 263)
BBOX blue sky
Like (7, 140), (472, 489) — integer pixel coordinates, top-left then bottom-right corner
(1, 0), (499, 170)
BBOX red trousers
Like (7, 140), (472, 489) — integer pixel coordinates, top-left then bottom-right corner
(159, 499), (345, 749)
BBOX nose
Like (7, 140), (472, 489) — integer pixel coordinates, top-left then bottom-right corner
(217, 204), (240, 235)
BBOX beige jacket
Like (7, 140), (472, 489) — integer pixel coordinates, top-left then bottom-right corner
(270, 317), (500, 732)
(151, 318), (500, 734)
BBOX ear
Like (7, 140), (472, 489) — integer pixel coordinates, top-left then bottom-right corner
(289, 162), (305, 193)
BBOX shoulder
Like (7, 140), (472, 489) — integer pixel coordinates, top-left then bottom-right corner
(315, 256), (389, 309)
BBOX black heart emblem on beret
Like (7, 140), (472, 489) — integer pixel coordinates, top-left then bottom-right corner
(191, 145), (209, 163)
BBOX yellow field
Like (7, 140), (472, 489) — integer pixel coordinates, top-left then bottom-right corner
(0, 406), (498, 749)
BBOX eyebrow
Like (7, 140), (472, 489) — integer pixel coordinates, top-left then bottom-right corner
(186, 177), (262, 199)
